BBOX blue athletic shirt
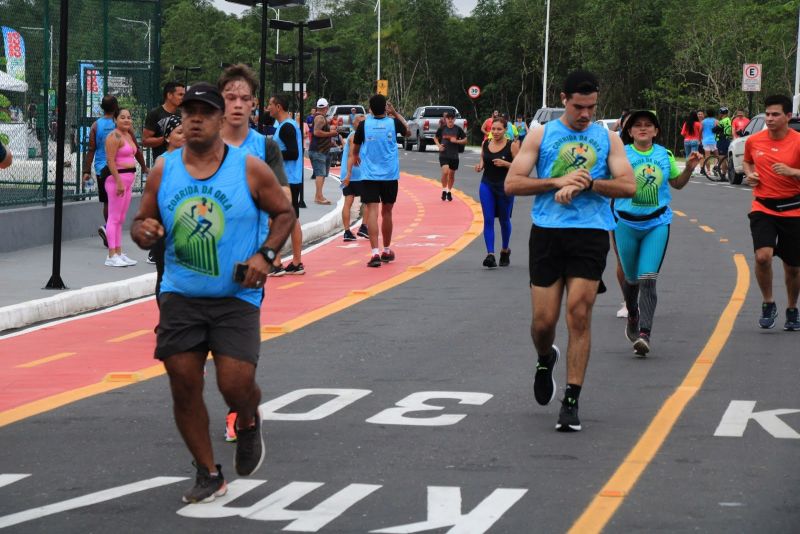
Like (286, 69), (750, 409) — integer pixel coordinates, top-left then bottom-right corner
(701, 117), (717, 146)
(158, 146), (262, 307)
(234, 128), (270, 244)
(273, 118), (303, 185)
(359, 116), (399, 181)
(533, 120), (614, 230)
(94, 117), (116, 173)
(341, 132), (361, 181)
(614, 144), (680, 230)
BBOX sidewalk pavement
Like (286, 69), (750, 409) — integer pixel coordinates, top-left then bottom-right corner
(0, 169), (348, 333)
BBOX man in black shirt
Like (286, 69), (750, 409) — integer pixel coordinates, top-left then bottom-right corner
(433, 112), (467, 201)
(143, 81), (185, 160)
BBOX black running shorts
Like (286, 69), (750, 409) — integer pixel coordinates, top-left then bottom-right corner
(342, 180), (363, 197)
(155, 292), (261, 364)
(529, 224), (610, 287)
(98, 166), (110, 203)
(439, 156), (459, 170)
(361, 180), (398, 204)
(749, 211), (800, 266)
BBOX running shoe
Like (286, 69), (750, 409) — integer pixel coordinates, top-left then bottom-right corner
(104, 255), (128, 267)
(182, 462), (227, 504)
(616, 303), (628, 318)
(367, 254), (382, 267)
(268, 264), (286, 277)
(381, 249), (395, 263)
(119, 253), (138, 266)
(343, 229), (357, 242)
(357, 225), (369, 238)
(556, 398), (581, 432)
(441, 190), (447, 201)
(146, 251), (156, 264)
(235, 409), (265, 476)
(482, 254), (497, 268)
(625, 313), (639, 343)
(224, 411), (237, 442)
(446, 191), (453, 202)
(499, 250), (510, 267)
(98, 225), (108, 248)
(633, 332), (650, 357)
(285, 262), (305, 275)
(785, 307), (800, 331)
(533, 345), (559, 406)
(759, 302), (778, 329)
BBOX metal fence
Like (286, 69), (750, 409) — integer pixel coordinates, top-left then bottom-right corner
(0, 0), (160, 208)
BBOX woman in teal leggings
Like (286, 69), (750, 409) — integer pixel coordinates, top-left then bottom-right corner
(615, 110), (701, 356)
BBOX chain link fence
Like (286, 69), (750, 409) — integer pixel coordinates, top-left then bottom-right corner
(0, 0), (160, 208)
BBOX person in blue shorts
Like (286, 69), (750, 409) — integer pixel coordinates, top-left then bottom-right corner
(616, 110), (701, 356)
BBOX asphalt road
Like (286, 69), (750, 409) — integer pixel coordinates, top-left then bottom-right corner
(1, 146), (798, 533)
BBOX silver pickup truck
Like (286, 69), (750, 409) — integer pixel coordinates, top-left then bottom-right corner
(404, 106), (467, 152)
(325, 104), (366, 136)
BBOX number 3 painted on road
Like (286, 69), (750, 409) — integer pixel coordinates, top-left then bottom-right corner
(366, 391), (493, 426)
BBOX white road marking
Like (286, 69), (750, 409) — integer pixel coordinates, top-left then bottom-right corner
(714, 400), (800, 439)
(366, 392), (493, 427)
(260, 388), (372, 421)
(0, 474), (29, 489)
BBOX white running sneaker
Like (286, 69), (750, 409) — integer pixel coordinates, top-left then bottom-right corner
(105, 255), (128, 267)
(616, 303), (628, 318)
(119, 253), (138, 266)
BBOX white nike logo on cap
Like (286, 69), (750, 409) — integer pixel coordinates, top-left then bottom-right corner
(195, 91), (206, 95)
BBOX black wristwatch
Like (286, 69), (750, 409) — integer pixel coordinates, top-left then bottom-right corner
(258, 246), (277, 264)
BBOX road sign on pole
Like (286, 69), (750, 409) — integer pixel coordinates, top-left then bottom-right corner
(282, 82), (306, 92)
(377, 79), (388, 96)
(742, 63), (762, 92)
(467, 85), (481, 99)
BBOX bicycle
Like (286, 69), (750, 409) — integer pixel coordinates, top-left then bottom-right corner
(702, 152), (728, 182)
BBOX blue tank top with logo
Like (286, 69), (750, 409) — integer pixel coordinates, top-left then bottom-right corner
(94, 117), (116, 173)
(614, 144), (675, 230)
(235, 129), (270, 244)
(158, 146), (261, 307)
(273, 118), (303, 185)
(360, 116), (399, 181)
(341, 132), (361, 182)
(534, 120), (613, 230)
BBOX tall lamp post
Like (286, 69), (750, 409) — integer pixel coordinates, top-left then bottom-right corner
(305, 45), (342, 97)
(172, 65), (201, 86)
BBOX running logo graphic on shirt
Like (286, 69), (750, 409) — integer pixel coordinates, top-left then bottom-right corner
(632, 161), (663, 207)
(550, 141), (598, 178)
(172, 196), (225, 276)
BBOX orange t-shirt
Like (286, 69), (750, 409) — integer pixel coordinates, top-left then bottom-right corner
(743, 128), (800, 217)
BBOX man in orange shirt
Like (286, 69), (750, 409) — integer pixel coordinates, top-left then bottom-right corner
(744, 94), (800, 331)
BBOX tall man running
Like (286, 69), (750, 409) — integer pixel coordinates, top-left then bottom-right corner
(744, 94), (800, 331)
(268, 94), (306, 275)
(350, 94), (409, 267)
(433, 111), (467, 201)
(130, 83), (296, 503)
(505, 70), (635, 432)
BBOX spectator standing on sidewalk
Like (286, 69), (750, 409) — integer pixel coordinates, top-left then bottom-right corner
(309, 98), (339, 205)
(82, 95), (119, 248)
(732, 109), (750, 139)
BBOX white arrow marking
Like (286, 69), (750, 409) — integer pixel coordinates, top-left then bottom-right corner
(714, 400), (800, 439)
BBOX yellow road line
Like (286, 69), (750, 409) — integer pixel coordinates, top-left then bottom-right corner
(720, 238), (729, 243)
(276, 281), (304, 290)
(343, 259), (360, 266)
(313, 270), (336, 278)
(568, 254), (749, 534)
(699, 225), (715, 233)
(673, 210), (686, 217)
(0, 176), (482, 429)
(689, 218), (698, 223)
(15, 352), (77, 368)
(107, 329), (152, 343)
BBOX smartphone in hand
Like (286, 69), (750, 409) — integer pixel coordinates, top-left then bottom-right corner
(233, 262), (249, 283)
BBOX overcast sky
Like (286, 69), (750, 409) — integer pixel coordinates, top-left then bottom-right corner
(212, 0), (478, 17)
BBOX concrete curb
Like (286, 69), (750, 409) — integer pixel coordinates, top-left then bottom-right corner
(0, 198), (346, 333)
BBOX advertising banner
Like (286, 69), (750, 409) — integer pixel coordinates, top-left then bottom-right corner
(2, 26), (26, 82)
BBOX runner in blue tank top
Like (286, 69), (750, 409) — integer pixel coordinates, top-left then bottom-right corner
(615, 110), (701, 357)
(130, 83), (296, 504)
(505, 70), (636, 433)
(82, 95), (120, 247)
(351, 94), (409, 267)
(341, 114), (370, 241)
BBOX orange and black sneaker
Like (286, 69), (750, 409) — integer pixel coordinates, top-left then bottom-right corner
(224, 411), (237, 442)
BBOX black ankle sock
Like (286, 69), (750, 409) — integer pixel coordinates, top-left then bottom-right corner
(537, 348), (555, 363)
(565, 384), (582, 402)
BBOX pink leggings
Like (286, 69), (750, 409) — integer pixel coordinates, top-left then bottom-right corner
(105, 172), (135, 249)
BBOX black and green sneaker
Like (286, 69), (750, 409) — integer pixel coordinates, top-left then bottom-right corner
(182, 462), (227, 504)
(556, 397), (581, 432)
(533, 345), (559, 405)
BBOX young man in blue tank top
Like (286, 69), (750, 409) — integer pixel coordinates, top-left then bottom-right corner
(351, 94), (409, 267)
(82, 95), (119, 247)
(505, 70), (636, 432)
(130, 83), (296, 504)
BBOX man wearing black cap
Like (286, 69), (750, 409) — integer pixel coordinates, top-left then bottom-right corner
(131, 82), (296, 503)
(505, 70), (636, 432)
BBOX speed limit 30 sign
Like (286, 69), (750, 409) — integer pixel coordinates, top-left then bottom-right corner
(467, 85), (481, 99)
(742, 63), (762, 92)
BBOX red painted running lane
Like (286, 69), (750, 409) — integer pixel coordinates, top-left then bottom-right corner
(0, 173), (478, 418)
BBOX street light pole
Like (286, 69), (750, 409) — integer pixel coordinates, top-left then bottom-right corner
(376, 0), (380, 83)
(542, 0), (550, 109)
(259, 2), (269, 129)
(794, 4), (800, 114)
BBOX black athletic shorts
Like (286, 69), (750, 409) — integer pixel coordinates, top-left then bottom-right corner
(155, 292), (261, 364)
(749, 211), (800, 266)
(439, 156), (459, 170)
(98, 166), (110, 203)
(342, 180), (362, 197)
(529, 224), (610, 287)
(289, 183), (302, 217)
(361, 180), (398, 204)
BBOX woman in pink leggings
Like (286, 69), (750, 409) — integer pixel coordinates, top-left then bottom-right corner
(104, 108), (148, 267)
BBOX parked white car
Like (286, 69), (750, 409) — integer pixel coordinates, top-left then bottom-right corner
(595, 118), (618, 132)
(727, 114), (800, 184)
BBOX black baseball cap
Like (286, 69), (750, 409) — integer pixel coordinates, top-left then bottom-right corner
(621, 109), (660, 144)
(180, 82), (224, 111)
(563, 70), (600, 95)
